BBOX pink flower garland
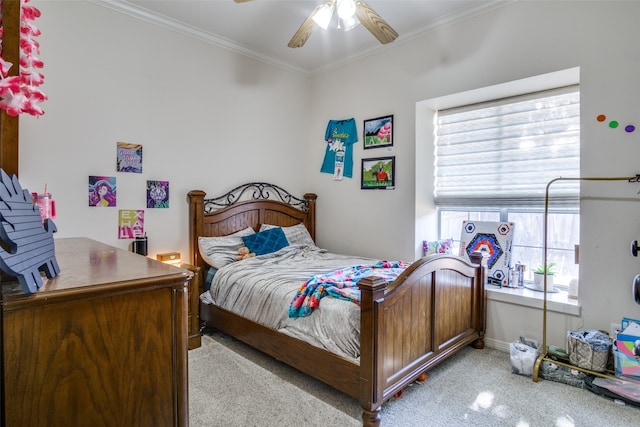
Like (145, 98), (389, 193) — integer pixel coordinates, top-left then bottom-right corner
(0, 0), (46, 116)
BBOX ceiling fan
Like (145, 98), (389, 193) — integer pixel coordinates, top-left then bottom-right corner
(234, 0), (398, 48)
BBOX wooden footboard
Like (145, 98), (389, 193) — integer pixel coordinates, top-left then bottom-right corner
(357, 251), (485, 425)
(189, 185), (486, 427)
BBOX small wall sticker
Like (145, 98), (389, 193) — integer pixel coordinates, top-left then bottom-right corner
(596, 114), (636, 133)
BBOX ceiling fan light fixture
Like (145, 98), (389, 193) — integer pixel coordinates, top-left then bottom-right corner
(287, 0), (398, 48)
(337, 0), (356, 20)
(312, 3), (335, 30)
(340, 15), (360, 31)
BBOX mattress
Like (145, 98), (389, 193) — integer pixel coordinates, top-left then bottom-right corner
(202, 244), (380, 362)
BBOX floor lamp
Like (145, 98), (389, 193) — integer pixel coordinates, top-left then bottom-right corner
(532, 175), (639, 382)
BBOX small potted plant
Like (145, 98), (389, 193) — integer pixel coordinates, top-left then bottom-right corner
(533, 262), (556, 291)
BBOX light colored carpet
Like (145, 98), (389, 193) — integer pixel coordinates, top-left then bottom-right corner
(189, 333), (640, 426)
(188, 333), (359, 427)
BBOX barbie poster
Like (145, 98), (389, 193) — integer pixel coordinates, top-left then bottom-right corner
(89, 176), (116, 207)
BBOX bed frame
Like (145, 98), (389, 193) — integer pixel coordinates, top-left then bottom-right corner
(188, 183), (486, 427)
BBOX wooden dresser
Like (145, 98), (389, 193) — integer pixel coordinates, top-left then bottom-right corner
(180, 262), (202, 349)
(0, 237), (191, 427)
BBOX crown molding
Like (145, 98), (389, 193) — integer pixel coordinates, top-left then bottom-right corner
(89, 0), (309, 75)
(89, 0), (517, 76)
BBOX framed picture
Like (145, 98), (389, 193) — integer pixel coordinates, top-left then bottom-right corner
(361, 156), (395, 190)
(363, 115), (393, 149)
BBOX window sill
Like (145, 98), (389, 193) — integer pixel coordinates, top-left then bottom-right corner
(486, 284), (581, 316)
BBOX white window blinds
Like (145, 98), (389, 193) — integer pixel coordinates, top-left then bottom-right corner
(434, 85), (580, 209)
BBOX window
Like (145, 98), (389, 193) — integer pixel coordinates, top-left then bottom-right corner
(434, 85), (580, 288)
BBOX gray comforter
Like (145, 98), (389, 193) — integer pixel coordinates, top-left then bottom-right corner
(205, 244), (379, 362)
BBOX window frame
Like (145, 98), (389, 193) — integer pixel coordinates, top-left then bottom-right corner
(432, 80), (581, 291)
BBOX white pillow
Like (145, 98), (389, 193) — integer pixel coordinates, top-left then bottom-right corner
(259, 222), (315, 246)
(198, 226), (255, 269)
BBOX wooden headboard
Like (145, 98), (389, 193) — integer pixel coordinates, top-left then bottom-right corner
(187, 182), (317, 270)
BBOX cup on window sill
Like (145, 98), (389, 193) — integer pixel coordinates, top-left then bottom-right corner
(568, 278), (579, 299)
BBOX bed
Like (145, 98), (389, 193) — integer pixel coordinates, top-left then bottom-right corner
(188, 182), (486, 427)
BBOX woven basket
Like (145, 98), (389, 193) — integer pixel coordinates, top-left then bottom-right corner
(567, 330), (612, 372)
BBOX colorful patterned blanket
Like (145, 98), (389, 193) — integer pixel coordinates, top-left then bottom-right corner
(288, 260), (409, 318)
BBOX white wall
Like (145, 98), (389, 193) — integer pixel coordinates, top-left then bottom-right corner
(19, 1), (310, 259)
(18, 1), (640, 349)
(308, 1), (640, 346)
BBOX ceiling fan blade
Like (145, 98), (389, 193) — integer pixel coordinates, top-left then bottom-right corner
(288, 5), (323, 48)
(355, 1), (398, 45)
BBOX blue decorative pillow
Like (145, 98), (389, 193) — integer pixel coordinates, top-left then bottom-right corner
(242, 227), (289, 256)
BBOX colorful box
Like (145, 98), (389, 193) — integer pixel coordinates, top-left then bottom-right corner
(615, 320), (640, 380)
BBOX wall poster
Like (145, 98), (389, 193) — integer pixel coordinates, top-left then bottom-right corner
(116, 142), (143, 173)
(118, 209), (144, 239)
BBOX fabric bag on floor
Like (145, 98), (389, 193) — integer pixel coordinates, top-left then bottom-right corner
(510, 336), (539, 376)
